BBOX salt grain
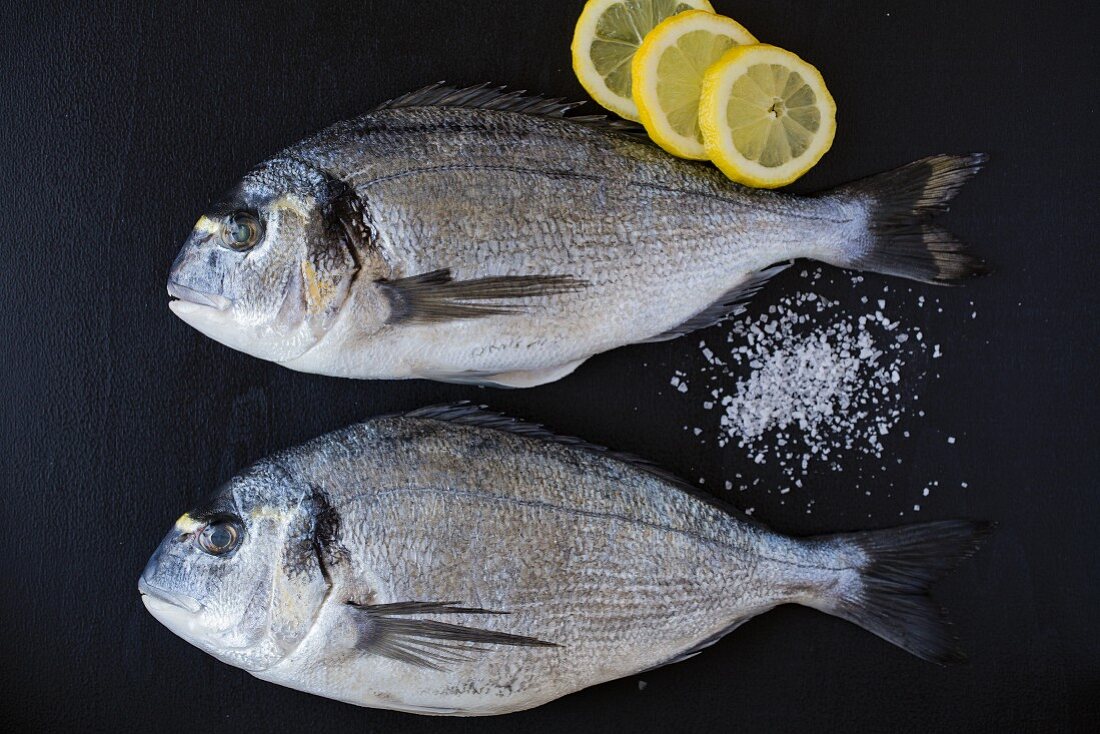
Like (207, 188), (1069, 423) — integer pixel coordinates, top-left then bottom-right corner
(687, 288), (931, 476)
(664, 271), (965, 505)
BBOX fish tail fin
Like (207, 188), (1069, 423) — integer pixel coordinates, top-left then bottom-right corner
(803, 519), (992, 664)
(827, 154), (989, 284)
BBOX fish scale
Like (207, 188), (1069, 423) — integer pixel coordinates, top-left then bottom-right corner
(168, 86), (985, 386)
(140, 406), (988, 714)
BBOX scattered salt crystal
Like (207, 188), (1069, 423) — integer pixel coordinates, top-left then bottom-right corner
(666, 285), (962, 500)
(913, 504), (921, 511)
(947, 436), (956, 444)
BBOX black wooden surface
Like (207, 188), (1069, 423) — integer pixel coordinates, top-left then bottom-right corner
(1, 1), (1096, 731)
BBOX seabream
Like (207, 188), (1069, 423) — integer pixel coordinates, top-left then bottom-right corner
(139, 405), (989, 715)
(167, 84), (987, 387)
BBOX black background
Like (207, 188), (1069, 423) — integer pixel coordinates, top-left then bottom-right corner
(2, 1), (1097, 731)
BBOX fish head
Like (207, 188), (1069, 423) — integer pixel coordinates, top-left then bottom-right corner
(168, 157), (362, 363)
(139, 464), (328, 672)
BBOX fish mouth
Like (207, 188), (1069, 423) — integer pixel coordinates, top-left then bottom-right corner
(138, 576), (203, 614)
(167, 281), (232, 312)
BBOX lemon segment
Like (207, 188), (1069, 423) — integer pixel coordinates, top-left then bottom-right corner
(699, 44), (836, 188)
(572, 0), (715, 122)
(631, 10), (757, 159)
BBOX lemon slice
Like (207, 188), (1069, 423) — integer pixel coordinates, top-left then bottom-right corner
(700, 44), (837, 188)
(572, 0), (716, 121)
(631, 10), (756, 159)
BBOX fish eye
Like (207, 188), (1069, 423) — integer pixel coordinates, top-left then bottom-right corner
(221, 212), (262, 251)
(197, 520), (242, 556)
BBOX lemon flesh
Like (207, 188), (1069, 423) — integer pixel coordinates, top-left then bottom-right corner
(700, 44), (836, 188)
(572, 0), (715, 121)
(632, 10), (756, 159)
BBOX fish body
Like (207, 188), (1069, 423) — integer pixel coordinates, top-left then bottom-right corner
(168, 85), (985, 386)
(139, 406), (988, 715)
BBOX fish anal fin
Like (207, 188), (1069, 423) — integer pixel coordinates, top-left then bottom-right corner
(641, 264), (789, 343)
(379, 268), (587, 325)
(349, 600), (557, 671)
(645, 619), (752, 672)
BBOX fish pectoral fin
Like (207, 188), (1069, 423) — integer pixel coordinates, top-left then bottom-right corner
(378, 268), (587, 324)
(348, 600), (558, 671)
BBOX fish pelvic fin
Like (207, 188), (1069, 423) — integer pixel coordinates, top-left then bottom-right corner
(829, 154), (989, 284)
(802, 520), (992, 664)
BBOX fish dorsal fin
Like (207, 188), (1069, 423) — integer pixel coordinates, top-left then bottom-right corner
(375, 82), (647, 139)
(397, 403), (746, 518)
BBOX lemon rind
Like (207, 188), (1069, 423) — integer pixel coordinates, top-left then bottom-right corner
(700, 44), (836, 188)
(572, 0), (715, 122)
(631, 10), (757, 159)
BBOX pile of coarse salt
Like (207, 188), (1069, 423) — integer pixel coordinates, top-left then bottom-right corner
(676, 270), (941, 484)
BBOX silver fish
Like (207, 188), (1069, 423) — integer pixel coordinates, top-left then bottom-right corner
(139, 405), (988, 715)
(167, 84), (986, 387)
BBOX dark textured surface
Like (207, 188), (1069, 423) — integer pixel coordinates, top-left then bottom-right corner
(1, 0), (1096, 730)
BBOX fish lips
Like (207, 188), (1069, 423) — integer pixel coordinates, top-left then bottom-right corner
(167, 280), (233, 313)
(139, 582), (203, 615)
(138, 561), (203, 614)
(138, 567), (217, 651)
